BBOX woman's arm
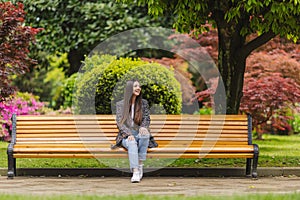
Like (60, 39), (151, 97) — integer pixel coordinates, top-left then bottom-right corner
(141, 99), (150, 128)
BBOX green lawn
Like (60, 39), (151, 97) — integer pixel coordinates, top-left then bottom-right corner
(0, 134), (299, 168)
(0, 193), (299, 200)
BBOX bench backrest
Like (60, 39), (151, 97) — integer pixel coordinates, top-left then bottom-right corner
(13, 115), (252, 147)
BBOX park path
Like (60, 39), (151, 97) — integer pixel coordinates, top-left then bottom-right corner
(0, 176), (300, 196)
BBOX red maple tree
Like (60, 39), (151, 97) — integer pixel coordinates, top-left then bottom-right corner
(240, 73), (300, 139)
(0, 2), (41, 101)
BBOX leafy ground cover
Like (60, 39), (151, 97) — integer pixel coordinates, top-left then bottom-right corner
(0, 134), (299, 168)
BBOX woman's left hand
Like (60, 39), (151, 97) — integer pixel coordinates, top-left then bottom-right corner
(139, 127), (149, 136)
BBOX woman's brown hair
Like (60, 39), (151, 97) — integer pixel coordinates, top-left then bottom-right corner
(120, 80), (143, 126)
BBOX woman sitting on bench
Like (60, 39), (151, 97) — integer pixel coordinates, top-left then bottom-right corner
(113, 79), (157, 183)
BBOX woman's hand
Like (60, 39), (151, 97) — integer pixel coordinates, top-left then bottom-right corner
(127, 135), (135, 141)
(139, 127), (149, 136)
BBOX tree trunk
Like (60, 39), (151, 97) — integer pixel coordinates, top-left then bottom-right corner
(256, 125), (263, 140)
(217, 38), (246, 114)
(211, 1), (278, 114)
(67, 49), (85, 76)
(214, 19), (247, 114)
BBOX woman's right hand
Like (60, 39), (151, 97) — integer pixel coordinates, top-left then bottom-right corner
(127, 135), (135, 141)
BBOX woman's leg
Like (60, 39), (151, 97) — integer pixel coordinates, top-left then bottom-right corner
(136, 133), (149, 179)
(122, 135), (141, 183)
(122, 138), (139, 171)
(137, 133), (150, 161)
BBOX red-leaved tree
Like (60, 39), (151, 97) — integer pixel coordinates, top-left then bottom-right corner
(240, 73), (300, 139)
(142, 28), (219, 109)
(0, 2), (41, 101)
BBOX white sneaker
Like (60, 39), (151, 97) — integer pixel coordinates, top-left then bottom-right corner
(131, 171), (140, 183)
(138, 164), (144, 179)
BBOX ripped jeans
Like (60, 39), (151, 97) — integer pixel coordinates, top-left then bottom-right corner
(122, 130), (150, 171)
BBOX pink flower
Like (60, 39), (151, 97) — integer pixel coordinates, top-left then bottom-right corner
(0, 93), (45, 141)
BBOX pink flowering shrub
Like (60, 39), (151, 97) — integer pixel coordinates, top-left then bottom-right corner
(0, 92), (44, 141)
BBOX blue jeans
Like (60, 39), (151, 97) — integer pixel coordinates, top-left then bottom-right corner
(122, 130), (150, 171)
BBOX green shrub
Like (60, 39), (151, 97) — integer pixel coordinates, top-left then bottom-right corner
(60, 55), (116, 111)
(293, 113), (300, 134)
(80, 54), (116, 72)
(73, 55), (118, 114)
(74, 55), (182, 114)
(60, 73), (78, 108)
(194, 106), (213, 115)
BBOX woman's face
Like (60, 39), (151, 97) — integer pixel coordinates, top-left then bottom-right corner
(132, 81), (141, 96)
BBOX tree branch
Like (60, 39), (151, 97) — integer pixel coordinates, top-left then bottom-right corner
(240, 31), (277, 58)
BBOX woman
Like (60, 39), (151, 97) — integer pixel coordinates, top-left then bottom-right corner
(113, 79), (157, 183)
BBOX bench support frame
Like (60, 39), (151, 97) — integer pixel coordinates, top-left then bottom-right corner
(245, 114), (259, 178)
(252, 144), (259, 178)
(7, 114), (16, 179)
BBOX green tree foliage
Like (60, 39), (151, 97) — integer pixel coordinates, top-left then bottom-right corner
(13, 53), (68, 108)
(119, 0), (300, 114)
(44, 53), (68, 108)
(22, 0), (173, 75)
(74, 55), (182, 114)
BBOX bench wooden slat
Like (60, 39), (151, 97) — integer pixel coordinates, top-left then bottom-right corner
(16, 119), (249, 124)
(16, 128), (248, 132)
(16, 122), (248, 127)
(16, 132), (249, 137)
(15, 141), (249, 148)
(13, 153), (254, 159)
(16, 137), (249, 142)
(13, 146), (253, 154)
(14, 141), (249, 147)
(16, 114), (247, 120)
(17, 125), (247, 133)
(16, 121), (116, 125)
(16, 131), (248, 137)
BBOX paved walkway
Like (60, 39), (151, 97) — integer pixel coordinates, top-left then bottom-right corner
(1, 176), (300, 196)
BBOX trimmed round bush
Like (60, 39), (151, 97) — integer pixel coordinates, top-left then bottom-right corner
(74, 55), (182, 114)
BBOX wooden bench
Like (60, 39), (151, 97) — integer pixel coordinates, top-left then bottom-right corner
(7, 114), (259, 178)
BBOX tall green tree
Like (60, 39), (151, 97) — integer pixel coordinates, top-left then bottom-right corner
(120, 0), (300, 114)
(22, 0), (173, 75)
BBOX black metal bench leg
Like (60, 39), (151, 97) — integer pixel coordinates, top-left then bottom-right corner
(246, 158), (252, 177)
(252, 144), (259, 178)
(14, 157), (16, 176)
(7, 143), (15, 179)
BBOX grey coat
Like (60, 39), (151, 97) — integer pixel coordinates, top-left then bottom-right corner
(111, 99), (158, 149)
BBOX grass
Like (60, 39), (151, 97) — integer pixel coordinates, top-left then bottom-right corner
(0, 193), (299, 200)
(0, 134), (299, 168)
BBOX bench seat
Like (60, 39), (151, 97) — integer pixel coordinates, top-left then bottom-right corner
(7, 114), (259, 178)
